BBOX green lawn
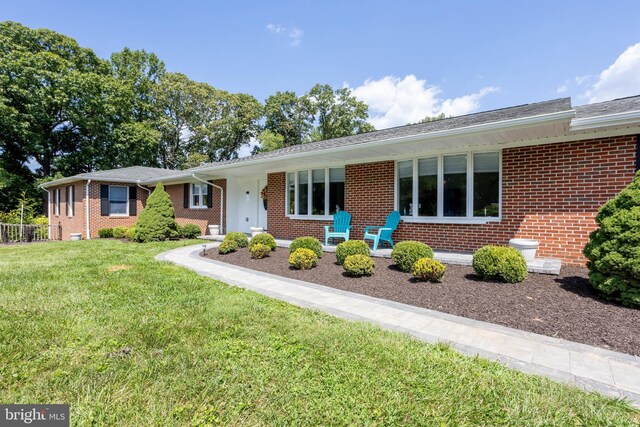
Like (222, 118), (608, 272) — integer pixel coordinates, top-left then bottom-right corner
(0, 240), (638, 426)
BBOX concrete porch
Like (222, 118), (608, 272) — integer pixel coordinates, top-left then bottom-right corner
(199, 234), (562, 275)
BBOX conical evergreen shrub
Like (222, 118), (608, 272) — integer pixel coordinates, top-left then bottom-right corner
(134, 182), (179, 242)
(583, 170), (640, 307)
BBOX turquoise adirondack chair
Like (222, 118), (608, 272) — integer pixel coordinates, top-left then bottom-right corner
(324, 211), (352, 246)
(363, 211), (401, 251)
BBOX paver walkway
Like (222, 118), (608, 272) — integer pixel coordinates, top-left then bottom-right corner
(157, 244), (640, 406)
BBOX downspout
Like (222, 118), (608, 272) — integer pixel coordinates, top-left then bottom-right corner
(85, 180), (91, 239)
(191, 174), (224, 234)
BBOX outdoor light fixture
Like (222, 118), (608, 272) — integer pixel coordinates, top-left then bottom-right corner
(202, 244), (207, 256)
(245, 190), (250, 201)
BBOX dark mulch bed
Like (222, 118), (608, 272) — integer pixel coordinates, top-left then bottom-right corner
(202, 248), (640, 356)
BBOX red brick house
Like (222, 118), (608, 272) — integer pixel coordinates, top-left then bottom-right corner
(41, 95), (640, 265)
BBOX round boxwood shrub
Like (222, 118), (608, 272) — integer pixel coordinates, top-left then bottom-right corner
(412, 258), (446, 282)
(472, 245), (528, 283)
(134, 183), (179, 243)
(288, 248), (318, 270)
(124, 226), (137, 241)
(218, 239), (238, 255)
(343, 254), (375, 277)
(335, 240), (370, 265)
(112, 226), (129, 239)
(583, 170), (640, 307)
(289, 236), (323, 258)
(250, 243), (271, 259)
(391, 241), (434, 272)
(98, 228), (114, 238)
(250, 233), (277, 251)
(180, 224), (201, 239)
(224, 231), (249, 248)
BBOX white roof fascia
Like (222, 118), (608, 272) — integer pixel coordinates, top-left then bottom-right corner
(570, 110), (640, 131)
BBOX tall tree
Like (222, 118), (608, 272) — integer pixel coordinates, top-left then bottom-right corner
(263, 91), (314, 147)
(306, 84), (375, 141)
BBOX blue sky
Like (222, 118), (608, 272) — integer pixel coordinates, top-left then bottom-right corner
(4, 0), (640, 129)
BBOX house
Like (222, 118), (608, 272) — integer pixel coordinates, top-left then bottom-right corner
(41, 95), (640, 265)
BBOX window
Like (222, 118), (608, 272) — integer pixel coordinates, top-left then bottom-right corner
(109, 186), (129, 216)
(54, 188), (60, 216)
(396, 152), (500, 222)
(190, 183), (209, 208)
(287, 167), (345, 217)
(66, 185), (74, 217)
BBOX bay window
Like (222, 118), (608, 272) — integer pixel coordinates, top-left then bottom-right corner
(287, 167), (345, 217)
(397, 151), (500, 222)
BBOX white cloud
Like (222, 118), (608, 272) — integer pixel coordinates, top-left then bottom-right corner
(289, 28), (303, 47)
(584, 42), (640, 103)
(556, 83), (568, 94)
(347, 75), (498, 129)
(266, 23), (285, 34)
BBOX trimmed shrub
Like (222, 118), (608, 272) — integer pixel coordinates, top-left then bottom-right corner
(472, 245), (528, 283)
(288, 248), (318, 270)
(583, 170), (640, 307)
(134, 183), (179, 243)
(412, 258), (446, 282)
(391, 241), (434, 272)
(250, 243), (271, 259)
(225, 231), (249, 248)
(112, 226), (129, 239)
(218, 240), (238, 255)
(343, 254), (375, 277)
(98, 228), (114, 238)
(180, 224), (201, 239)
(289, 236), (323, 258)
(336, 240), (370, 265)
(250, 233), (277, 251)
(124, 226), (137, 241)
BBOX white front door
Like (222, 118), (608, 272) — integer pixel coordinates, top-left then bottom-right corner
(236, 179), (259, 234)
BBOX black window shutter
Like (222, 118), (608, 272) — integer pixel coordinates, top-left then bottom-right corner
(207, 182), (213, 208)
(183, 183), (190, 208)
(65, 186), (69, 216)
(100, 185), (109, 216)
(129, 186), (137, 216)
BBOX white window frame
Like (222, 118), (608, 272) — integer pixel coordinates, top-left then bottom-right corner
(190, 183), (209, 209)
(109, 185), (129, 217)
(285, 167), (345, 220)
(54, 188), (60, 216)
(395, 150), (502, 224)
(67, 185), (74, 217)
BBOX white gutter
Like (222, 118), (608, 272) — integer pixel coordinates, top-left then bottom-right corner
(191, 174), (224, 234)
(569, 110), (640, 131)
(85, 180), (91, 239)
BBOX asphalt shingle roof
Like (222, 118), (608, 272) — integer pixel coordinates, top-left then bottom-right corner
(574, 95), (640, 118)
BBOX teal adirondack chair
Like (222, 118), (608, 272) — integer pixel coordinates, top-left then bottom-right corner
(363, 211), (401, 251)
(324, 211), (352, 246)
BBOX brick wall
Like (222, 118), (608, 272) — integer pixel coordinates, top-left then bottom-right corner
(50, 179), (226, 239)
(266, 135), (637, 265)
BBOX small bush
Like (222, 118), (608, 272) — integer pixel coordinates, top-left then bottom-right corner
(124, 226), (137, 240)
(218, 240), (238, 255)
(180, 224), (201, 239)
(343, 254), (375, 277)
(472, 245), (528, 283)
(288, 248), (318, 270)
(98, 228), (114, 238)
(112, 226), (129, 239)
(250, 243), (271, 259)
(412, 258), (446, 282)
(250, 233), (277, 251)
(225, 231), (249, 248)
(583, 170), (640, 307)
(134, 183), (179, 242)
(336, 240), (370, 265)
(289, 236), (322, 258)
(391, 241), (434, 272)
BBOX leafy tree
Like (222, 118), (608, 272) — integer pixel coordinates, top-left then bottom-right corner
(252, 129), (285, 154)
(419, 113), (450, 123)
(583, 171), (640, 307)
(263, 91), (314, 148)
(306, 84), (374, 141)
(134, 182), (178, 242)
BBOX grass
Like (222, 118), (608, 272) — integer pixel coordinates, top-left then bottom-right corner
(0, 240), (638, 426)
